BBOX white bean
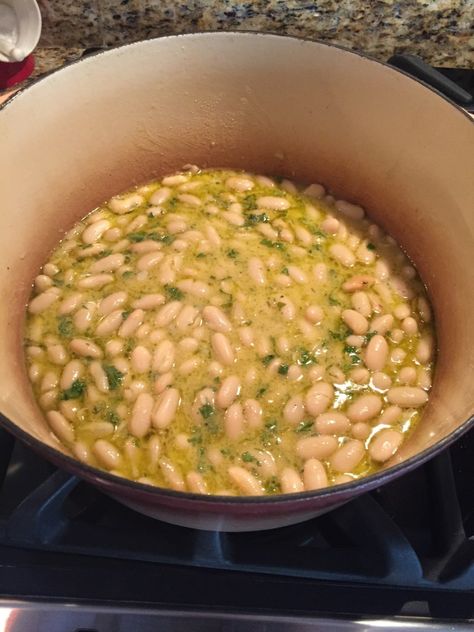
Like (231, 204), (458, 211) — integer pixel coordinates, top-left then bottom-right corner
(342, 274), (375, 292)
(313, 263), (328, 283)
(329, 440), (365, 472)
(152, 339), (175, 373)
(296, 435), (339, 460)
(59, 292), (84, 315)
(387, 387), (428, 407)
(346, 394), (382, 421)
(416, 336), (434, 364)
(70, 338), (103, 359)
(315, 411), (351, 435)
(202, 305), (232, 333)
(46, 410), (74, 443)
(305, 382), (334, 416)
(29, 290), (60, 314)
(150, 187), (171, 205)
(243, 399), (263, 429)
(248, 257), (266, 285)
(224, 402), (245, 440)
(304, 183), (325, 198)
(321, 217), (340, 234)
(95, 309), (123, 336)
(216, 375), (241, 409)
(402, 317), (418, 335)
(186, 471), (209, 494)
(60, 359), (84, 389)
(109, 193), (144, 214)
(226, 176), (254, 191)
(329, 244), (355, 267)
(35, 274), (53, 292)
(287, 265), (308, 284)
(278, 296), (296, 321)
(159, 457), (185, 491)
(280, 468), (304, 494)
(335, 199), (365, 219)
(47, 344), (68, 366)
(129, 392), (154, 438)
(369, 428), (404, 462)
(351, 292), (372, 318)
(152, 388), (180, 428)
(89, 361), (109, 393)
(417, 297), (432, 323)
(119, 309), (144, 337)
(283, 394), (306, 425)
(257, 196), (290, 210)
(398, 366), (417, 385)
(365, 334), (389, 371)
(131, 345), (152, 373)
(78, 274), (114, 289)
(211, 333), (235, 366)
(370, 314), (394, 335)
(137, 251), (164, 271)
(350, 367), (370, 384)
(372, 371), (392, 390)
(352, 422), (371, 440)
(82, 219), (111, 244)
(342, 309), (369, 335)
(90, 253), (125, 274)
(98, 291), (128, 316)
(304, 459), (328, 491)
(228, 466), (263, 495)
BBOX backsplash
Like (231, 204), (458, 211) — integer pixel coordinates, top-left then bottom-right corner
(35, 0), (474, 72)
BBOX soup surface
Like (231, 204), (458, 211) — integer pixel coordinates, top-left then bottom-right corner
(25, 168), (435, 496)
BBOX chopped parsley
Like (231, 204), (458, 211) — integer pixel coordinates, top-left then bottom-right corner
(329, 328), (350, 341)
(281, 267), (289, 275)
(366, 242), (376, 250)
(343, 345), (361, 365)
(261, 419), (278, 447)
(128, 231), (174, 245)
(199, 402), (215, 419)
(262, 354), (275, 367)
(57, 316), (73, 337)
(121, 270), (134, 279)
(256, 386), (267, 398)
(328, 294), (341, 306)
(165, 285), (184, 301)
(246, 213), (269, 225)
(264, 477), (281, 494)
(295, 420), (314, 433)
(196, 252), (206, 258)
(121, 309), (132, 320)
(298, 348), (316, 366)
(106, 410), (120, 427)
(227, 249), (239, 258)
(278, 363), (289, 375)
(260, 238), (285, 250)
(241, 451), (260, 465)
(242, 194), (257, 211)
(363, 331), (377, 344)
(60, 379), (86, 400)
(103, 365), (124, 390)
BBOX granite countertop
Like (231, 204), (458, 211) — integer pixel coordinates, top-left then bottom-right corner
(17, 0), (474, 82)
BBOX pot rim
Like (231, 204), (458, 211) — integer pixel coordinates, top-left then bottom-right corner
(1, 31), (473, 507)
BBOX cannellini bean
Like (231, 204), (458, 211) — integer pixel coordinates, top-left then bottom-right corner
(304, 459), (328, 490)
(60, 359), (84, 389)
(347, 393), (382, 422)
(99, 291), (128, 316)
(224, 402), (245, 440)
(154, 372), (173, 393)
(401, 317), (418, 335)
(147, 435), (161, 470)
(226, 176), (254, 191)
(59, 400), (80, 421)
(175, 305), (199, 331)
(330, 440), (365, 473)
(248, 257), (266, 285)
(89, 361), (109, 393)
(370, 314), (394, 335)
(39, 389), (58, 409)
(365, 334), (388, 371)
(78, 274), (114, 289)
(70, 338), (103, 359)
(327, 366), (346, 384)
(221, 211), (245, 226)
(211, 333), (235, 366)
(186, 472), (209, 494)
(129, 392), (154, 438)
(305, 382), (334, 416)
(29, 290), (60, 314)
(310, 265), (327, 287)
(303, 305), (323, 326)
(394, 304), (411, 320)
(131, 345), (152, 373)
(308, 365), (325, 382)
(104, 227), (122, 242)
(228, 466), (263, 495)
(275, 274), (292, 287)
(278, 296), (296, 321)
(276, 336), (290, 354)
(59, 292), (84, 315)
(137, 251), (164, 271)
(26, 345), (44, 359)
(390, 328), (404, 343)
(375, 259), (390, 280)
(416, 336), (434, 364)
(294, 225), (312, 246)
(82, 421), (115, 438)
(398, 366), (417, 385)
(390, 348), (406, 364)
(41, 371), (59, 392)
(335, 199), (365, 219)
(352, 422), (371, 440)
(350, 367), (370, 384)
(150, 187), (171, 205)
(179, 337), (199, 353)
(243, 399), (263, 429)
(35, 274), (53, 292)
(132, 294), (165, 310)
(315, 411), (351, 435)
(303, 182), (324, 198)
(283, 394), (306, 425)
(372, 371), (392, 390)
(202, 305), (232, 333)
(178, 357), (201, 375)
(109, 193), (144, 214)
(131, 240), (162, 254)
(159, 457), (185, 491)
(78, 243), (105, 259)
(119, 309), (144, 337)
(356, 243), (376, 265)
(288, 364), (304, 381)
(216, 375), (241, 409)
(95, 309), (123, 336)
(152, 388), (180, 428)
(342, 309), (369, 335)
(329, 243), (355, 267)
(105, 339), (123, 357)
(47, 344), (68, 366)
(369, 428), (403, 462)
(90, 253), (125, 273)
(280, 468), (304, 494)
(152, 340), (175, 373)
(379, 405), (402, 425)
(342, 275), (375, 292)
(351, 292), (372, 318)
(296, 435), (339, 461)
(73, 303), (96, 333)
(178, 193), (201, 206)
(257, 196), (290, 210)
(387, 387), (428, 407)
(46, 410), (74, 443)
(417, 296), (432, 323)
(163, 174), (188, 186)
(417, 367), (432, 390)
(82, 219), (111, 244)
(280, 228), (294, 243)
(287, 265), (308, 284)
(176, 278), (210, 298)
(321, 217), (340, 234)
(244, 450), (277, 478)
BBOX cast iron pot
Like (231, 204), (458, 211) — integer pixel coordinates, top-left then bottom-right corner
(0, 32), (473, 531)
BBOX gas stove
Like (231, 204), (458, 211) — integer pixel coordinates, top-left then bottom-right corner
(0, 54), (472, 631)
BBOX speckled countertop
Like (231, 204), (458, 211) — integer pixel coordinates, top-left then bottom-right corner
(25, 0), (474, 79)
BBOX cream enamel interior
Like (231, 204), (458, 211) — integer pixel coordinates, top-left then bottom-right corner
(0, 33), (473, 511)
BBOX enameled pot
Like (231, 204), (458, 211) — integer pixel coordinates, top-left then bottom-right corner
(0, 32), (473, 531)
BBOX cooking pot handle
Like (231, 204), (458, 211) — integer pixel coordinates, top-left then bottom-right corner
(389, 53), (473, 111)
